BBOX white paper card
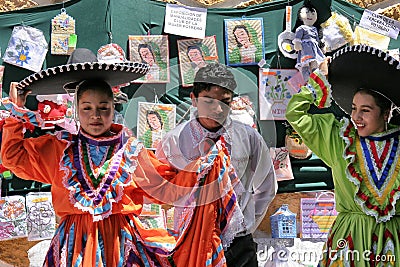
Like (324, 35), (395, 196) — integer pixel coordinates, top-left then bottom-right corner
(164, 4), (207, 39)
(359, 9), (400, 39)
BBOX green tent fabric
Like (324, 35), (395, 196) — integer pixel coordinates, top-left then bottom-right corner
(0, 0), (398, 194)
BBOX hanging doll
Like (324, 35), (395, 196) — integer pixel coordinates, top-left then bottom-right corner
(293, 2), (327, 80)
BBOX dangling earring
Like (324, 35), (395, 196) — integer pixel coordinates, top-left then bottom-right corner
(385, 121), (388, 132)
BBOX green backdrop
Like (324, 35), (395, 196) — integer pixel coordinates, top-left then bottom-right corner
(0, 0), (398, 194)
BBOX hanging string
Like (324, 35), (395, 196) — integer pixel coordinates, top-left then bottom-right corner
(276, 51), (282, 69)
(105, 0), (113, 43)
(152, 88), (159, 109)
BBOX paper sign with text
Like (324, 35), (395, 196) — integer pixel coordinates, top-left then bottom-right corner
(164, 4), (207, 39)
(359, 9), (400, 39)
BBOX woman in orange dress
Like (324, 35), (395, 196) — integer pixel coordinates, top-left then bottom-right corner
(1, 49), (244, 266)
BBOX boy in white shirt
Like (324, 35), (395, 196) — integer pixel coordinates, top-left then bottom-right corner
(156, 62), (277, 266)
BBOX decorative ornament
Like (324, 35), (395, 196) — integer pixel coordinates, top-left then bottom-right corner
(3, 25), (48, 72)
(51, 8), (76, 55)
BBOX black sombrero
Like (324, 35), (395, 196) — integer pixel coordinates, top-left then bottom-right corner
(16, 48), (149, 95)
(329, 44), (400, 123)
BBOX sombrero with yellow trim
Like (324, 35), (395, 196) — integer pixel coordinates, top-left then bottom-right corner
(329, 44), (400, 124)
(16, 48), (149, 95)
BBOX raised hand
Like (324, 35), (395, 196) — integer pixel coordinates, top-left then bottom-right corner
(9, 82), (31, 107)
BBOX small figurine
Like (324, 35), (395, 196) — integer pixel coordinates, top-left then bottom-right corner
(293, 2), (326, 80)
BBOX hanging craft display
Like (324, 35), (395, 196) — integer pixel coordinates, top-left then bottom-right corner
(259, 68), (299, 120)
(128, 35), (170, 83)
(278, 6), (298, 59)
(301, 192), (337, 239)
(177, 35), (219, 87)
(321, 12), (354, 53)
(270, 147), (294, 181)
(0, 195), (27, 241)
(138, 203), (167, 230)
(97, 43), (127, 64)
(137, 102), (176, 150)
(285, 125), (312, 159)
(36, 94), (68, 130)
(26, 192), (56, 241)
(36, 94), (76, 132)
(3, 25), (48, 72)
(51, 8), (76, 55)
(230, 95), (257, 129)
(224, 18), (265, 66)
(352, 26), (390, 51)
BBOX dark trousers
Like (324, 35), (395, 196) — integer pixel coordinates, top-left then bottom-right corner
(224, 233), (258, 267)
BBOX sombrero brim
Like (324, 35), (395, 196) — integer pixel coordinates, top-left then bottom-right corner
(329, 45), (400, 117)
(16, 62), (149, 95)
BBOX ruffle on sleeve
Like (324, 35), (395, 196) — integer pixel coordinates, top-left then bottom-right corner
(307, 70), (332, 108)
(1, 98), (43, 129)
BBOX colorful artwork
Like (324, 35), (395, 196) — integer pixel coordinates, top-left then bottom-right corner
(301, 192), (338, 239)
(3, 26), (48, 72)
(0, 195), (27, 241)
(51, 10), (76, 55)
(177, 36), (219, 87)
(224, 18), (265, 66)
(259, 68), (299, 120)
(26, 192), (56, 241)
(137, 102), (176, 150)
(128, 35), (169, 83)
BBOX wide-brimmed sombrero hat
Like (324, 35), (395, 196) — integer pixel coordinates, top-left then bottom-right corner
(329, 44), (400, 123)
(16, 48), (149, 95)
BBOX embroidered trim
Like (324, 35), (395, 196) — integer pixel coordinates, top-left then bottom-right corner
(2, 98), (44, 128)
(341, 120), (400, 223)
(60, 130), (137, 222)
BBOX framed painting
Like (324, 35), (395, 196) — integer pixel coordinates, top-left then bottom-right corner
(259, 68), (299, 120)
(224, 18), (265, 66)
(128, 35), (170, 83)
(137, 102), (176, 150)
(177, 35), (219, 87)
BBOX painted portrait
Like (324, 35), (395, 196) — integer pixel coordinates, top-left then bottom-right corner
(137, 102), (176, 150)
(177, 36), (219, 87)
(224, 18), (265, 66)
(128, 35), (169, 83)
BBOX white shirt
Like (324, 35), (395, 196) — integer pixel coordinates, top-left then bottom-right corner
(156, 111), (277, 235)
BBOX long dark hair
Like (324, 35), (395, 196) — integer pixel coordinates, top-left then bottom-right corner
(232, 24), (250, 48)
(76, 79), (113, 101)
(146, 110), (163, 130)
(137, 43), (155, 63)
